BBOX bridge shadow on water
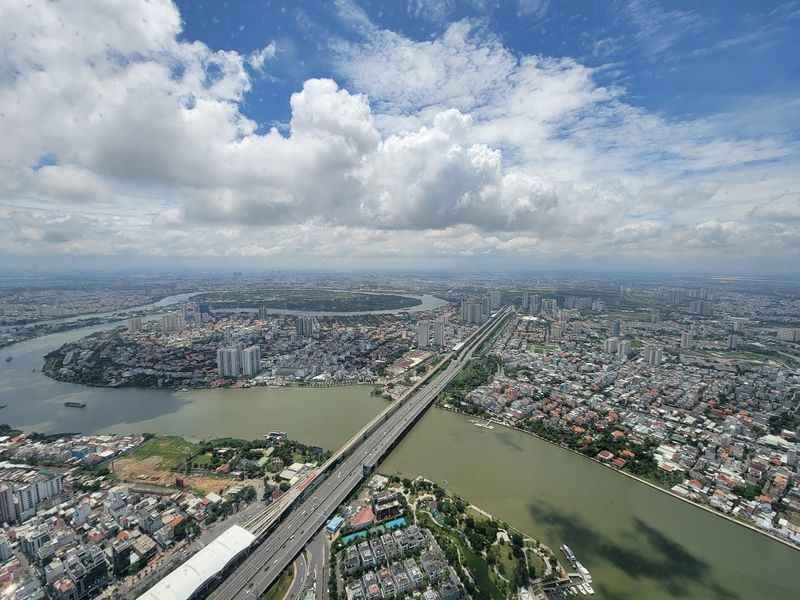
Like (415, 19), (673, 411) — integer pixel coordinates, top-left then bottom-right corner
(527, 502), (742, 600)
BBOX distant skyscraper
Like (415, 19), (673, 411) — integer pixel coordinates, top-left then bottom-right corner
(644, 345), (663, 366)
(416, 320), (431, 349)
(296, 316), (317, 338)
(680, 331), (692, 349)
(460, 299), (483, 324)
(241, 345), (261, 377)
(160, 312), (184, 334)
(618, 340), (631, 361)
(216, 347), (242, 377)
(489, 290), (501, 310)
(727, 334), (737, 351)
(481, 295), (492, 318)
(529, 294), (542, 315)
(432, 319), (446, 348)
(127, 317), (142, 333)
(541, 298), (557, 317)
(182, 302), (200, 324)
(610, 319), (621, 337)
(604, 337), (619, 354)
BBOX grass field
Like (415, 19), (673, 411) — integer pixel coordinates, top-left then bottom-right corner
(528, 343), (556, 354)
(260, 565), (294, 600)
(418, 512), (504, 600)
(193, 452), (213, 467)
(607, 311), (651, 321)
(132, 436), (198, 469)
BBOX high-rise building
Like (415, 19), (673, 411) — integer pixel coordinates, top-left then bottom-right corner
(681, 331), (692, 349)
(521, 291), (531, 310)
(604, 337), (619, 354)
(689, 300), (713, 316)
(727, 335), (737, 351)
(432, 319), (446, 348)
(610, 319), (622, 337)
(126, 317), (142, 334)
(481, 295), (492, 318)
(416, 321), (431, 349)
(460, 299), (483, 324)
(618, 340), (631, 361)
(296, 316), (317, 338)
(529, 294), (542, 315)
(550, 323), (562, 342)
(489, 290), (501, 310)
(182, 302), (200, 324)
(644, 345), (663, 366)
(241, 345), (261, 377)
(0, 485), (15, 524)
(160, 312), (184, 334)
(541, 298), (557, 317)
(0, 535), (10, 562)
(216, 347), (242, 377)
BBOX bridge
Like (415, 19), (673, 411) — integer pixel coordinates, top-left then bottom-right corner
(140, 307), (513, 600)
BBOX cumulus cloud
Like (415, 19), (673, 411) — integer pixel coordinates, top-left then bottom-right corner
(1, 0), (799, 269)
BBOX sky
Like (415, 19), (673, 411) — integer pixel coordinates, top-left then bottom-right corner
(1, 0), (800, 273)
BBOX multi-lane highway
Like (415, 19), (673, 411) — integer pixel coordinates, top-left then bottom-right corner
(205, 307), (512, 600)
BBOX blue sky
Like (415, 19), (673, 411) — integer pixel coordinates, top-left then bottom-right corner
(174, 0), (800, 128)
(2, 0), (799, 271)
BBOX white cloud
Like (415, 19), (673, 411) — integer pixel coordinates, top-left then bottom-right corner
(1, 0), (799, 270)
(248, 42), (277, 72)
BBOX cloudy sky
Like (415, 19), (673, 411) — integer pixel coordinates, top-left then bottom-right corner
(2, 0), (799, 272)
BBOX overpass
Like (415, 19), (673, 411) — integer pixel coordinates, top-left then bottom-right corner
(141, 306), (513, 600)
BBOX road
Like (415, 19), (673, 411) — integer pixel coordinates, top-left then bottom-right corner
(206, 308), (512, 600)
(286, 553), (307, 600)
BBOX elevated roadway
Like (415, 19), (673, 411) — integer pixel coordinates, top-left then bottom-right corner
(199, 307), (513, 600)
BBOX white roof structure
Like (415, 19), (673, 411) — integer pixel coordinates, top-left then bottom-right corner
(137, 525), (256, 600)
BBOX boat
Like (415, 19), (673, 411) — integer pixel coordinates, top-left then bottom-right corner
(561, 544), (577, 564)
(64, 402), (87, 408)
(584, 583), (595, 595)
(4, 356), (11, 363)
(0, 405), (6, 410)
(473, 422), (494, 430)
(179, 387), (190, 392)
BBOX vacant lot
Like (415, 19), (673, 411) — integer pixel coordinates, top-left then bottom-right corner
(132, 436), (198, 469)
(115, 435), (239, 495)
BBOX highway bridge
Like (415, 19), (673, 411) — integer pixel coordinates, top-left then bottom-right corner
(142, 307), (513, 600)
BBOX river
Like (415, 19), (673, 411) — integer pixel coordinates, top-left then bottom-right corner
(0, 308), (797, 600)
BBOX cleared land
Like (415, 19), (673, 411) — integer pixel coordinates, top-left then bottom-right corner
(116, 436), (238, 494)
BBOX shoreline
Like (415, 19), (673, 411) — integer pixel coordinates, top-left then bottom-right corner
(440, 405), (800, 553)
(38, 373), (376, 392)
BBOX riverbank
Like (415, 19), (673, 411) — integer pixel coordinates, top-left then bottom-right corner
(441, 404), (800, 553)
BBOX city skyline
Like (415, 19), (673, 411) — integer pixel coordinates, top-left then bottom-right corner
(2, 0), (800, 272)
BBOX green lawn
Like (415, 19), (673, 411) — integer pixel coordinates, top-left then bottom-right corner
(528, 343), (556, 354)
(607, 311), (651, 321)
(260, 565), (294, 600)
(418, 512), (503, 600)
(132, 436), (198, 469)
(525, 547), (547, 579)
(193, 452), (213, 467)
